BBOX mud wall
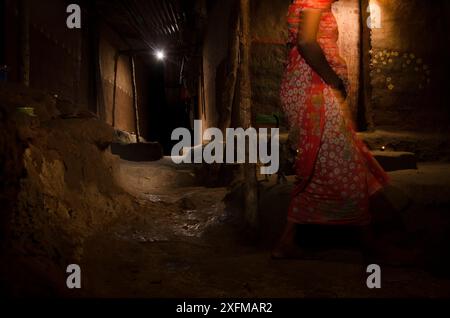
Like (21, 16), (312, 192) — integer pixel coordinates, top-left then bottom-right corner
(368, 0), (450, 131)
(99, 26), (133, 133)
(250, 0), (288, 125)
(4, 0), (152, 139)
(249, 0), (450, 133)
(333, 0), (361, 123)
(5, 0), (88, 106)
(201, 0), (235, 131)
(98, 24), (151, 139)
(0, 84), (139, 296)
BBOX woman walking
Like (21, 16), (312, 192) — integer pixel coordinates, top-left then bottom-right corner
(273, 0), (390, 259)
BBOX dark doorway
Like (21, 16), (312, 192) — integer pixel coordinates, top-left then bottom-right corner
(147, 60), (194, 155)
(147, 61), (171, 154)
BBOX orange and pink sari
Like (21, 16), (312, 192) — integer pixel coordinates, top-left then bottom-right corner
(280, 0), (389, 226)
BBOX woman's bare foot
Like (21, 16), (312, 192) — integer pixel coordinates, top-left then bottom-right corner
(272, 221), (307, 259)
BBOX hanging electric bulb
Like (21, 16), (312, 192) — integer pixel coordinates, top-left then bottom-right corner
(155, 50), (165, 61)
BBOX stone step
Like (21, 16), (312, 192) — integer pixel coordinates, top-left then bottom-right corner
(371, 150), (418, 172)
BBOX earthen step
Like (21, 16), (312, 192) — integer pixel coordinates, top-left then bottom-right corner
(358, 130), (450, 162)
(118, 158), (198, 192)
(371, 151), (418, 172)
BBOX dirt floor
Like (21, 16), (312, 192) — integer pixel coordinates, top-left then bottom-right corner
(75, 159), (450, 298)
(1, 84), (449, 298)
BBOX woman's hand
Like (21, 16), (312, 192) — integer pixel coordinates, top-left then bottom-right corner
(330, 77), (348, 101)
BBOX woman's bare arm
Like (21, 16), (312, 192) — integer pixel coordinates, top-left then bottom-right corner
(297, 9), (347, 97)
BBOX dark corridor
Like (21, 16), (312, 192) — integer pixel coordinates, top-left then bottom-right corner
(1, 0), (450, 305)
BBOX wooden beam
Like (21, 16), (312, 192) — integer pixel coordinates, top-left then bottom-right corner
(112, 52), (119, 127)
(219, 0), (239, 132)
(239, 0), (259, 230)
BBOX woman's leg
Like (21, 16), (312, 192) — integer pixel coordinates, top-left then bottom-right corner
(271, 221), (304, 259)
(278, 221), (297, 246)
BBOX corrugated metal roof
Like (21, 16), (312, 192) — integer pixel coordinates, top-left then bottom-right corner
(96, 0), (192, 51)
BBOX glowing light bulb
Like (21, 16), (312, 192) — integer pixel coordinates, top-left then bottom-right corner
(155, 50), (165, 61)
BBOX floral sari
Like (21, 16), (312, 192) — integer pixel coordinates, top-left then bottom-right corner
(280, 0), (389, 225)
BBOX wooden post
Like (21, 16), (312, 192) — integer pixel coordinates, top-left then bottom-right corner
(87, 7), (106, 119)
(239, 0), (258, 229)
(357, 0), (372, 130)
(219, 0), (240, 132)
(112, 52), (119, 127)
(18, 0), (30, 86)
(130, 55), (141, 143)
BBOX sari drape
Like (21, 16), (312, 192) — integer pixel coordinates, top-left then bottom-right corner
(280, 0), (389, 225)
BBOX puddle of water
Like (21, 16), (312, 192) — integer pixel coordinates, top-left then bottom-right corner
(142, 193), (167, 203)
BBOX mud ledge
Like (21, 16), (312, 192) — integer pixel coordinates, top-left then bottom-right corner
(0, 84), (140, 296)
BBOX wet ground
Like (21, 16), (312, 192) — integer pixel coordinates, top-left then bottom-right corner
(78, 158), (450, 298)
